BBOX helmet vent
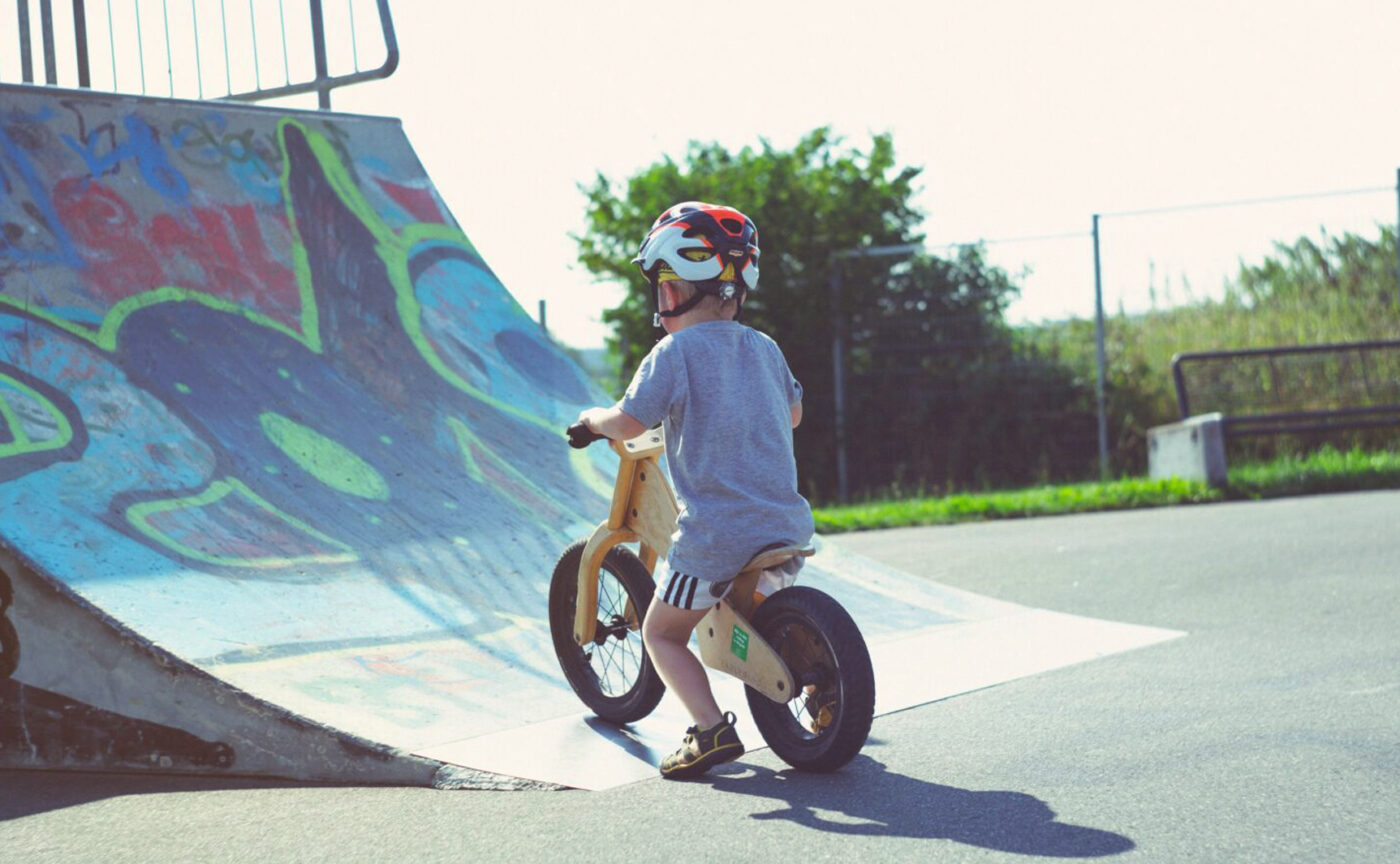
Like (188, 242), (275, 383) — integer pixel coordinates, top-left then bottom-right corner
(721, 218), (743, 233)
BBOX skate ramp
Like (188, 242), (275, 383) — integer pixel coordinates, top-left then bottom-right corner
(0, 85), (1181, 788)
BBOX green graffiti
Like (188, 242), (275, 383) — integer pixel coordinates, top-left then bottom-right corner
(446, 416), (570, 519)
(0, 373), (75, 459)
(259, 411), (390, 500)
(125, 477), (358, 569)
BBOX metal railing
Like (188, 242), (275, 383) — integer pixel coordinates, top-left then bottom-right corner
(1171, 340), (1400, 437)
(3, 0), (397, 108)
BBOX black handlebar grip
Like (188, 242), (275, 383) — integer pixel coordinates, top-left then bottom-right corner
(566, 423), (605, 449)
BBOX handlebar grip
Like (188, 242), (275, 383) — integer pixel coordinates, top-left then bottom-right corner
(566, 423), (605, 449)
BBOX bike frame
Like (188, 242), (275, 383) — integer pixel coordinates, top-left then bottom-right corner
(572, 429), (812, 703)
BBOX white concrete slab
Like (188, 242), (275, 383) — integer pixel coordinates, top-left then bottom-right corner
(416, 605), (1184, 789)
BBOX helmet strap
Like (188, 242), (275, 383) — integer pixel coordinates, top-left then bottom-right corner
(652, 280), (745, 327)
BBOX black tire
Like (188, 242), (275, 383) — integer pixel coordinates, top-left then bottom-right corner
(549, 539), (665, 723)
(746, 586), (874, 772)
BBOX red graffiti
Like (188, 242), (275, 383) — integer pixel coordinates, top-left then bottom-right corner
(149, 204), (299, 315)
(50, 176), (299, 321)
(374, 178), (444, 224)
(52, 178), (164, 302)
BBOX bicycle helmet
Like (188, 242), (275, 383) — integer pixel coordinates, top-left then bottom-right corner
(632, 201), (760, 326)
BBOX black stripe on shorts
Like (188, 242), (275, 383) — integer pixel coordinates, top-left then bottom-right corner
(663, 571), (699, 610)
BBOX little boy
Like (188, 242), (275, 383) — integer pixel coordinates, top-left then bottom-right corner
(576, 201), (814, 779)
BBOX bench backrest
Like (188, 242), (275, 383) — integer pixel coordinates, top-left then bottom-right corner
(1171, 340), (1400, 437)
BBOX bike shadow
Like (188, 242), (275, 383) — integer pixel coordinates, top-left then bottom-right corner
(706, 754), (1134, 858)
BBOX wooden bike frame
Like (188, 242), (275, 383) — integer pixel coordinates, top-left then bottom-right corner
(572, 429), (812, 703)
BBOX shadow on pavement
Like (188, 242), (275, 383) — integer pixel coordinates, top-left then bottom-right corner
(706, 755), (1134, 858)
(0, 769), (338, 822)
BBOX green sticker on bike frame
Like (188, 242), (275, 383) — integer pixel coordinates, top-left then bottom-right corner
(731, 625), (750, 661)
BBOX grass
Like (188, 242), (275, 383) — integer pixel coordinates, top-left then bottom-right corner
(812, 446), (1400, 534)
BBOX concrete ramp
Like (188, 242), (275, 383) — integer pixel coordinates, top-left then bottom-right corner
(0, 85), (1182, 788)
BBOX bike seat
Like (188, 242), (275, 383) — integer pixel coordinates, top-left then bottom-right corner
(739, 544), (815, 574)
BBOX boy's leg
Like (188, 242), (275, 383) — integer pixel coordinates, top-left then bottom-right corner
(641, 595), (722, 728)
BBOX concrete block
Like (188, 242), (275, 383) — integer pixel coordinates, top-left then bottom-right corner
(1147, 412), (1228, 487)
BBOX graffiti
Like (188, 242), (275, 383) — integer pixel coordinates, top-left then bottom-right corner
(0, 97), (604, 601)
(171, 114), (281, 178)
(61, 114), (190, 204)
(0, 362), (89, 482)
(0, 107), (83, 272)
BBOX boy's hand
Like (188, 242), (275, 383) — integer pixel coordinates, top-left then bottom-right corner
(575, 406), (648, 442)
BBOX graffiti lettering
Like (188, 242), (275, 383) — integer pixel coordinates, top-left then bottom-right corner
(171, 115), (282, 179)
(59, 99), (119, 164)
(61, 115), (190, 205)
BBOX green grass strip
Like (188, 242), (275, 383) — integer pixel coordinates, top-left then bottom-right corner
(813, 446), (1400, 533)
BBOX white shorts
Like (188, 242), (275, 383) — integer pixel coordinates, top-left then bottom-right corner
(655, 560), (733, 611)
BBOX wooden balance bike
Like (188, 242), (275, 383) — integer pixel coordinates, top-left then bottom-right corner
(550, 424), (875, 771)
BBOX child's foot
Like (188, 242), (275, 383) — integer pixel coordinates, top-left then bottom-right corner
(659, 711), (745, 779)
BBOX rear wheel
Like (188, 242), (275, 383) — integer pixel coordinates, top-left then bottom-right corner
(549, 539), (664, 723)
(746, 586), (874, 771)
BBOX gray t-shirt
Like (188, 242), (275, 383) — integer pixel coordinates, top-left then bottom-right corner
(619, 320), (814, 579)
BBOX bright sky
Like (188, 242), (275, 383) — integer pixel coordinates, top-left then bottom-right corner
(12, 1), (1400, 348)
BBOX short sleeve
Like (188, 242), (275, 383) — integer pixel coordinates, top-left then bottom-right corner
(772, 341), (803, 406)
(619, 339), (683, 428)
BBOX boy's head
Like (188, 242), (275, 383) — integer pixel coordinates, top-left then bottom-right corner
(632, 202), (759, 328)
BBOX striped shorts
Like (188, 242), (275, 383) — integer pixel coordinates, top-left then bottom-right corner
(656, 559), (733, 611)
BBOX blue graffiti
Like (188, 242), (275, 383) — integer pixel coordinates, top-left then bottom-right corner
(61, 115), (191, 205)
(0, 107), (81, 271)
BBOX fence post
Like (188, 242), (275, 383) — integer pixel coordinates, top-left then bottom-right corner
(830, 263), (849, 504)
(1092, 213), (1109, 480)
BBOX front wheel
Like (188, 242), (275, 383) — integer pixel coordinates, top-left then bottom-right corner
(548, 539), (665, 723)
(746, 586), (875, 771)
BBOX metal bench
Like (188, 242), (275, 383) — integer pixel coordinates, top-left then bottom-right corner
(1149, 340), (1400, 485)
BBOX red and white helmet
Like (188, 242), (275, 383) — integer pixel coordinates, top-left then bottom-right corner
(632, 202), (760, 324)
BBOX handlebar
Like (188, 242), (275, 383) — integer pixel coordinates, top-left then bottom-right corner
(566, 422), (606, 449)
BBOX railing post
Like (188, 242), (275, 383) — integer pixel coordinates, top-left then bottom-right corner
(17, 0), (34, 83)
(72, 0), (90, 88)
(39, 0), (57, 84)
(309, 0), (331, 109)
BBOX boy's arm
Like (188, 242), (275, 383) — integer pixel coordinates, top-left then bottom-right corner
(578, 405), (648, 442)
(790, 400), (803, 429)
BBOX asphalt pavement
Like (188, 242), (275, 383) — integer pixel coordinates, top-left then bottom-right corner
(3, 490), (1398, 863)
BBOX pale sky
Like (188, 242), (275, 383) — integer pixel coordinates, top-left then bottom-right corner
(11, 0), (1400, 348)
